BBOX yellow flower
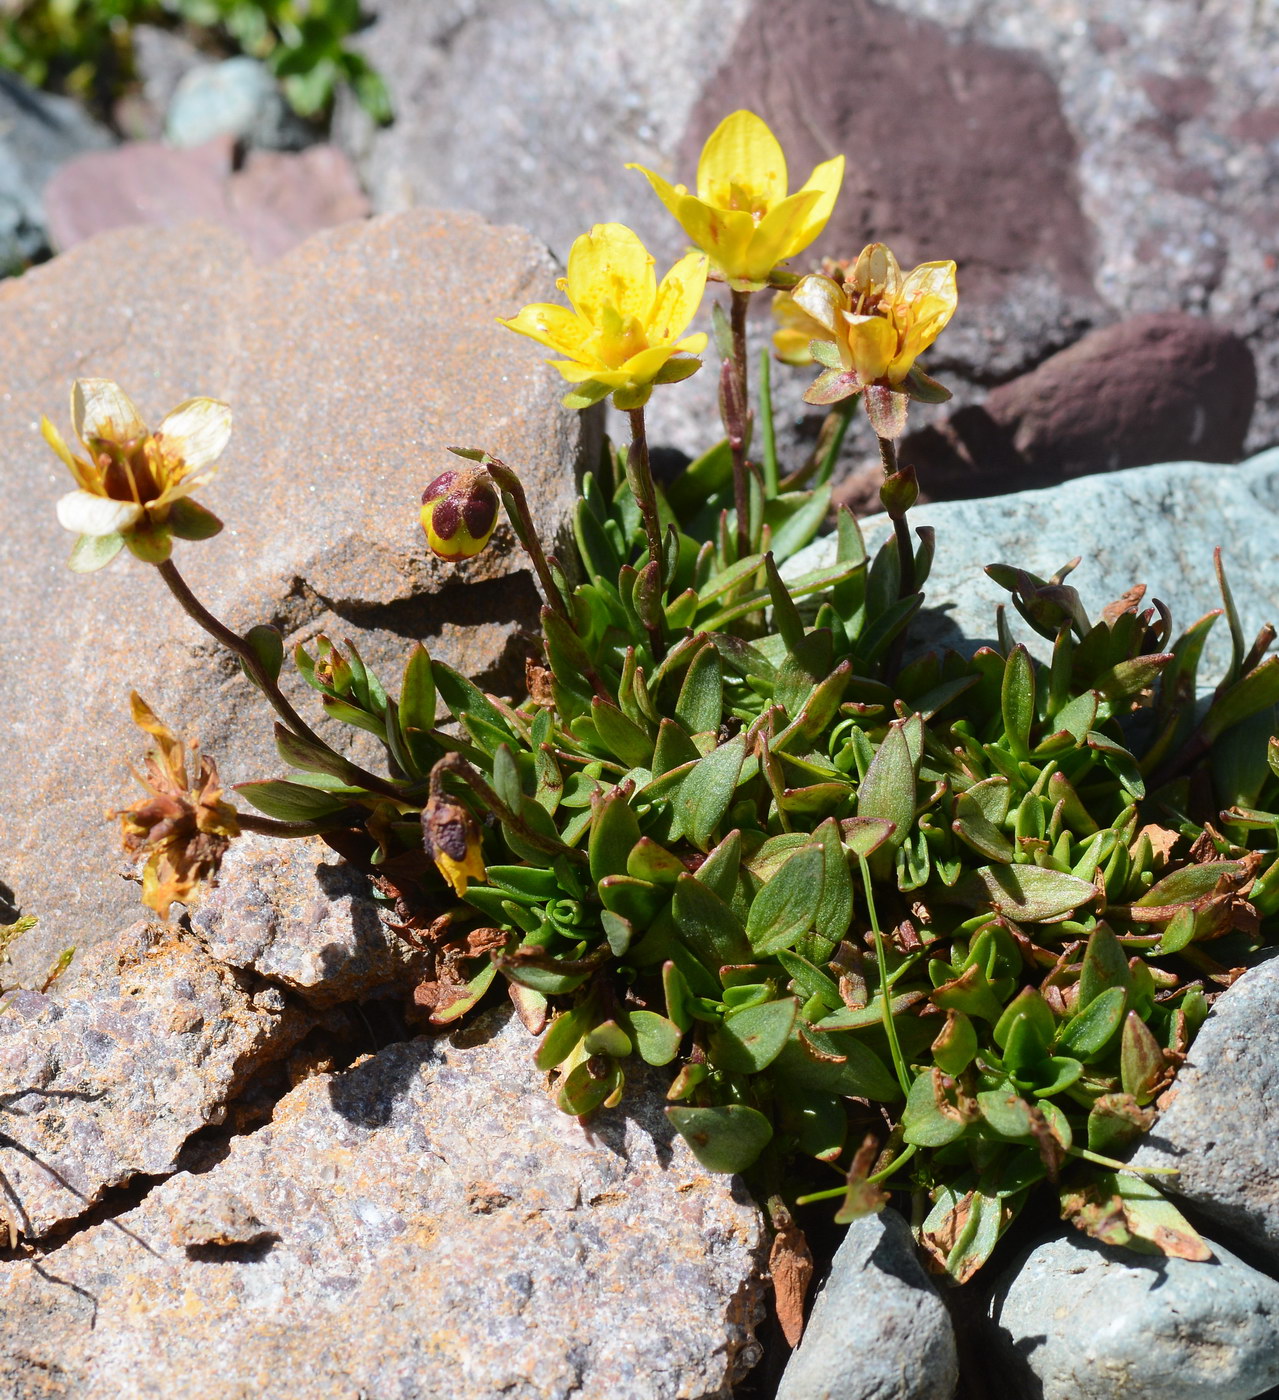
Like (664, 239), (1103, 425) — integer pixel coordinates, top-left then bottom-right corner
(629, 110), (844, 291)
(423, 793), (486, 896)
(500, 223), (708, 411)
(113, 693), (241, 920)
(792, 243), (958, 406)
(43, 378), (231, 572)
(771, 258), (852, 366)
(420, 466), (499, 561)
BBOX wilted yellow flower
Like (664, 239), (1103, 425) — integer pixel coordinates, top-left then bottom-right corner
(629, 110), (844, 292)
(43, 378), (231, 572)
(500, 222), (708, 411)
(420, 466), (499, 561)
(792, 243), (957, 405)
(423, 793), (486, 896)
(771, 257), (851, 365)
(113, 693), (240, 920)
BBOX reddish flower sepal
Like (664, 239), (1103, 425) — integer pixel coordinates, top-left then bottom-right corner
(420, 467), (499, 561)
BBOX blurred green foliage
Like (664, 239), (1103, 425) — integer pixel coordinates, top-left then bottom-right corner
(0, 0), (391, 124)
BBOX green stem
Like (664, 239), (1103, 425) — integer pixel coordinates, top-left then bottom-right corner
(155, 560), (403, 803)
(858, 853), (912, 1098)
(877, 435), (916, 599)
(625, 408), (665, 581)
(1069, 1147), (1181, 1176)
(482, 456), (570, 621)
(730, 289), (752, 559)
(758, 346), (779, 496)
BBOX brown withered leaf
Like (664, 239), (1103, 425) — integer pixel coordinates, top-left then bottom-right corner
(526, 658), (556, 709)
(1134, 822), (1180, 866)
(768, 1206), (813, 1349)
(1102, 584), (1146, 624)
(835, 1134), (891, 1223)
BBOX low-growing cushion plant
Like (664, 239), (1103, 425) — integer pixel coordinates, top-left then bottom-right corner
(48, 110), (1279, 1287)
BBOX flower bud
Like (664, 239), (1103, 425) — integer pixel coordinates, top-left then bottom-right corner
(423, 793), (486, 896)
(420, 467), (499, 561)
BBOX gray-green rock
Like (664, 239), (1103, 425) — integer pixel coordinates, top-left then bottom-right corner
(986, 1230), (1279, 1400)
(775, 1210), (957, 1400)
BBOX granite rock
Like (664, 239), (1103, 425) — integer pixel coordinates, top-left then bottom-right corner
(775, 1209), (958, 1400)
(0, 211), (591, 980)
(0, 919), (309, 1240)
(0, 1005), (767, 1399)
(788, 448), (1279, 683)
(191, 831), (413, 1007)
(0, 70), (114, 273)
(985, 1230), (1279, 1400)
(44, 138), (371, 263)
(1131, 954), (1279, 1267)
(335, 0), (1279, 459)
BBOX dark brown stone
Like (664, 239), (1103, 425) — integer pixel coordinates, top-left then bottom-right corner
(682, 0), (1096, 307)
(896, 313), (1256, 501)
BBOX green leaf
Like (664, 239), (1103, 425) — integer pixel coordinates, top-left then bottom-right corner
(902, 1071), (968, 1147)
(626, 1010), (684, 1066)
(1078, 924), (1132, 1008)
(239, 623), (285, 688)
(663, 959), (694, 1032)
(666, 1104), (773, 1173)
(974, 864), (1097, 922)
(672, 873), (752, 971)
(274, 724), (364, 783)
(675, 735), (746, 851)
(1058, 985), (1126, 1058)
(535, 1006), (592, 1070)
(696, 829), (743, 906)
(932, 1011), (978, 1077)
(557, 1059), (622, 1116)
(583, 1019), (633, 1058)
(994, 988), (1055, 1055)
(1120, 1011), (1166, 1105)
(746, 844), (824, 955)
(589, 787), (642, 882)
(434, 662), (516, 743)
(855, 717), (918, 875)
(167, 496), (224, 540)
(69, 532), (124, 572)
(591, 698), (653, 768)
(813, 817), (853, 947)
(627, 837), (686, 886)
(234, 779), (350, 823)
(400, 644), (437, 737)
(1132, 860), (1244, 909)
(1001, 645), (1036, 760)
(675, 644), (723, 736)
(710, 997), (798, 1073)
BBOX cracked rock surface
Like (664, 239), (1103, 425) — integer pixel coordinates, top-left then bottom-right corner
(0, 1005), (766, 1400)
(0, 920), (310, 1240)
(191, 831), (415, 1007)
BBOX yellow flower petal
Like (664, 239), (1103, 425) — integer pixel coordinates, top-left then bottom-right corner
(842, 314), (898, 385)
(155, 397), (232, 474)
(618, 344), (678, 384)
(41, 415), (95, 490)
(900, 259), (958, 309)
(648, 252), (708, 342)
(626, 164), (687, 223)
(772, 326), (815, 366)
(851, 243), (903, 303)
(792, 154), (845, 249)
(500, 303), (598, 362)
(791, 274), (848, 336)
(673, 331), (708, 355)
(548, 360), (629, 388)
(678, 196), (756, 279)
(696, 110), (787, 210)
(56, 489), (144, 537)
(565, 224), (656, 329)
(72, 379), (145, 446)
(744, 187), (823, 282)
